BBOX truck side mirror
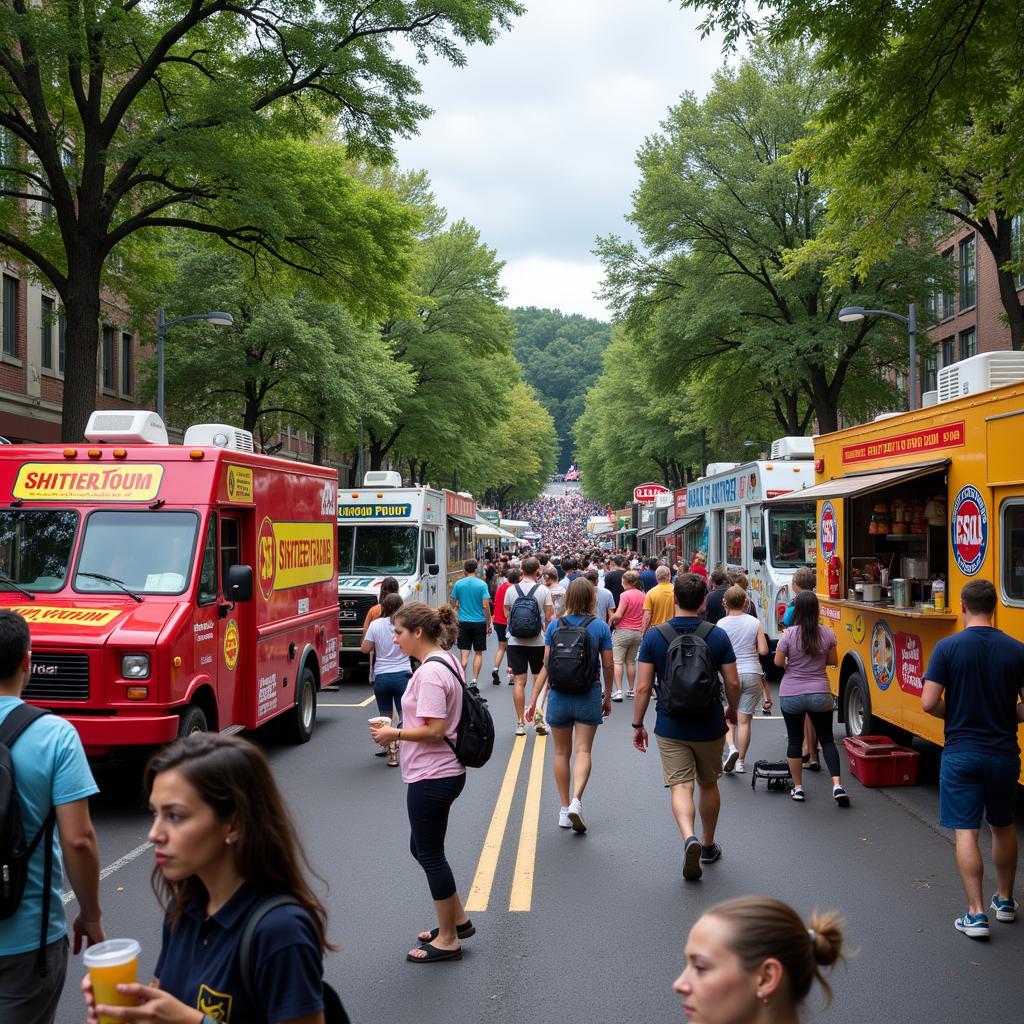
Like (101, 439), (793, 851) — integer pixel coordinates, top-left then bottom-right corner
(226, 564), (253, 602)
(752, 545), (767, 562)
(427, 563), (440, 577)
(423, 546), (437, 566)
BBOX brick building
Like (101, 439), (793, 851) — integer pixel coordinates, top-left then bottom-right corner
(923, 214), (1024, 402)
(0, 263), (143, 443)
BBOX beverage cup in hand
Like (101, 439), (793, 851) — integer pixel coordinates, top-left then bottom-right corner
(84, 939), (140, 1024)
(369, 716), (391, 730)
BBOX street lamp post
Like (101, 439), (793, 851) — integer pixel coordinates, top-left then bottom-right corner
(743, 439), (772, 458)
(838, 303), (918, 411)
(156, 307), (234, 420)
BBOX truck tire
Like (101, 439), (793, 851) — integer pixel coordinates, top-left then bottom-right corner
(842, 671), (874, 737)
(281, 666), (317, 745)
(177, 705), (208, 738)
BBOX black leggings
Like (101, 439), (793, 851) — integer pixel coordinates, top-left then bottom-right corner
(407, 774), (466, 901)
(781, 705), (842, 778)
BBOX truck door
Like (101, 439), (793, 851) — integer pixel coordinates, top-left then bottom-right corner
(423, 528), (440, 607)
(217, 513), (245, 725)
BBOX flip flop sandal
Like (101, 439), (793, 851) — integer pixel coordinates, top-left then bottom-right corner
(418, 920), (475, 942)
(406, 941), (463, 963)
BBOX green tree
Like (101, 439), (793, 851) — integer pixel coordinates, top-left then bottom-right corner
(597, 41), (943, 435)
(0, 1), (522, 439)
(508, 307), (611, 470)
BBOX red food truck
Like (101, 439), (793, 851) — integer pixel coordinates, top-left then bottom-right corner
(0, 410), (339, 755)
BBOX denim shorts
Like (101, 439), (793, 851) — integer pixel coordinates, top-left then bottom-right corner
(494, 622), (507, 643)
(545, 683), (603, 728)
(780, 691), (835, 715)
(939, 751), (1020, 829)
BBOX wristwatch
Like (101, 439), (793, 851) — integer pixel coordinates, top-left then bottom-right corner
(632, 723), (644, 729)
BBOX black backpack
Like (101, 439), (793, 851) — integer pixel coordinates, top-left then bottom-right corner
(0, 704), (56, 976)
(655, 621), (720, 718)
(239, 894), (349, 1024)
(425, 655), (495, 768)
(507, 582), (543, 638)
(547, 615), (598, 694)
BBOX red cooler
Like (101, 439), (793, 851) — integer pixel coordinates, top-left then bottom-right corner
(843, 735), (920, 787)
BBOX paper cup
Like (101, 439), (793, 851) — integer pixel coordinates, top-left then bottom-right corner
(84, 939), (140, 1024)
(368, 716), (391, 728)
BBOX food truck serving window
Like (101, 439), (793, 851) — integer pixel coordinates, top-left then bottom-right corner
(74, 511), (199, 595)
(725, 509), (742, 566)
(0, 509), (78, 592)
(1001, 501), (1024, 606)
(768, 506), (816, 568)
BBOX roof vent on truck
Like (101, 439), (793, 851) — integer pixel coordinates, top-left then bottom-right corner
(84, 410), (169, 445)
(936, 351), (1024, 403)
(769, 436), (814, 460)
(182, 423), (255, 452)
(363, 471), (402, 488)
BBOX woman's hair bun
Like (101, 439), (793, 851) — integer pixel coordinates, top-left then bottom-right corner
(809, 910), (844, 967)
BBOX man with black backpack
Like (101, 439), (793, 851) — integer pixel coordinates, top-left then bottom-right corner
(504, 556), (554, 736)
(631, 574), (740, 883)
(0, 610), (104, 1023)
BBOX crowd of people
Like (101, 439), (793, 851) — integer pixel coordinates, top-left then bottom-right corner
(505, 490), (608, 550)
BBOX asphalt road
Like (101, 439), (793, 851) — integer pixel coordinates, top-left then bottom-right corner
(54, 635), (1024, 1024)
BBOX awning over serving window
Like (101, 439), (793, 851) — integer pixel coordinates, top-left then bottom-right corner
(765, 460), (949, 504)
(656, 514), (703, 538)
(637, 527), (656, 539)
(448, 514), (479, 528)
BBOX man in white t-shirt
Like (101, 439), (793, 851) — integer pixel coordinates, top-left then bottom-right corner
(504, 556), (553, 736)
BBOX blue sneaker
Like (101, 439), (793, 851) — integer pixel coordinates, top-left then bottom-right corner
(954, 911), (990, 939)
(990, 895), (1019, 923)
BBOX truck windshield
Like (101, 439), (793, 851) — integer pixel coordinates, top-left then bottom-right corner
(74, 511), (199, 595)
(768, 507), (817, 568)
(349, 526), (419, 576)
(0, 510), (78, 592)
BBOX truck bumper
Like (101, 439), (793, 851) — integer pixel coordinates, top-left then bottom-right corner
(66, 714), (180, 754)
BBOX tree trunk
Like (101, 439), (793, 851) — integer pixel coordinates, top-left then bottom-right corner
(312, 430), (325, 466)
(985, 212), (1024, 351)
(60, 265), (104, 441)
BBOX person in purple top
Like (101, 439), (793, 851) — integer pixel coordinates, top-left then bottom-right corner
(773, 591), (849, 806)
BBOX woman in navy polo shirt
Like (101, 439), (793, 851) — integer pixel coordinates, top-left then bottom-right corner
(83, 733), (330, 1023)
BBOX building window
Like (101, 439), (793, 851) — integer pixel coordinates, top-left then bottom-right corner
(941, 336), (955, 367)
(1012, 214), (1024, 290)
(41, 295), (54, 369)
(58, 309), (65, 373)
(101, 325), (115, 390)
(921, 349), (938, 393)
(121, 332), (132, 395)
(959, 234), (976, 310)
(2, 275), (17, 357)
(959, 327), (977, 361)
(929, 249), (955, 321)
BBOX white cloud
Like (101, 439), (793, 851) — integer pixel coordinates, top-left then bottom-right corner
(394, 0), (729, 321)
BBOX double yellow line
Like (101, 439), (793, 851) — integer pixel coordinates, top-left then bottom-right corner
(466, 731), (547, 913)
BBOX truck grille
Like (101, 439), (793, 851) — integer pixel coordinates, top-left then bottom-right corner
(23, 653), (90, 702)
(339, 594), (378, 627)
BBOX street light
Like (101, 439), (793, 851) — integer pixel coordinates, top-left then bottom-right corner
(838, 303), (918, 411)
(743, 439), (771, 458)
(155, 307), (234, 420)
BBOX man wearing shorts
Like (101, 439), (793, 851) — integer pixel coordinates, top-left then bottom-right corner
(631, 573), (739, 882)
(609, 570), (645, 701)
(504, 557), (553, 737)
(450, 560), (491, 685)
(923, 579), (1024, 940)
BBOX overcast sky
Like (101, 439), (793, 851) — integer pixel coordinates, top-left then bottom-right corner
(394, 1), (729, 322)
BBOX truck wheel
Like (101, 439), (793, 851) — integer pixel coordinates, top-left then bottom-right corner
(177, 705), (208, 737)
(281, 666), (317, 744)
(843, 671), (874, 737)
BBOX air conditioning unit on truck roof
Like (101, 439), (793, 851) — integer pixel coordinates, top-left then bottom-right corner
(363, 470), (403, 488)
(769, 436), (814, 460)
(937, 351), (1024, 403)
(182, 423), (255, 452)
(84, 410), (169, 445)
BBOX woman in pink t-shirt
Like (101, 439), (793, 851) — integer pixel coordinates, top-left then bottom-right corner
(608, 570), (647, 699)
(371, 602), (470, 964)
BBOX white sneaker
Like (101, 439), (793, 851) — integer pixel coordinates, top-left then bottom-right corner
(514, 722), (526, 736)
(734, 760), (746, 773)
(558, 807), (572, 829)
(723, 747), (739, 773)
(611, 689), (623, 702)
(567, 797), (586, 833)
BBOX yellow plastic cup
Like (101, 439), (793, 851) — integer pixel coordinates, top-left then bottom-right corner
(83, 938), (140, 1024)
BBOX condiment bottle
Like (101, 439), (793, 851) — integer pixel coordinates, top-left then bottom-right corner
(932, 576), (946, 611)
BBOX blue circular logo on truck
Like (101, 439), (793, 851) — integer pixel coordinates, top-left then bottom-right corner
(951, 485), (988, 577)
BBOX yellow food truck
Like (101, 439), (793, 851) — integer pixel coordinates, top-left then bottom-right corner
(784, 357), (1024, 783)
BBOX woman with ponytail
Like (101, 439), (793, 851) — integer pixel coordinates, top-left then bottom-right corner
(370, 602), (471, 964)
(674, 896), (845, 1023)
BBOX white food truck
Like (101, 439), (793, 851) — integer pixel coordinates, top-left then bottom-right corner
(686, 437), (816, 645)
(336, 472), (476, 674)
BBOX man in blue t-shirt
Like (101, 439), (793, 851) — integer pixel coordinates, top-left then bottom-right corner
(638, 559), (659, 593)
(0, 611), (104, 1024)
(632, 573), (739, 882)
(450, 559), (492, 685)
(922, 579), (1024, 941)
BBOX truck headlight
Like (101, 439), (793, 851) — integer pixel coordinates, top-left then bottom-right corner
(121, 654), (151, 679)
